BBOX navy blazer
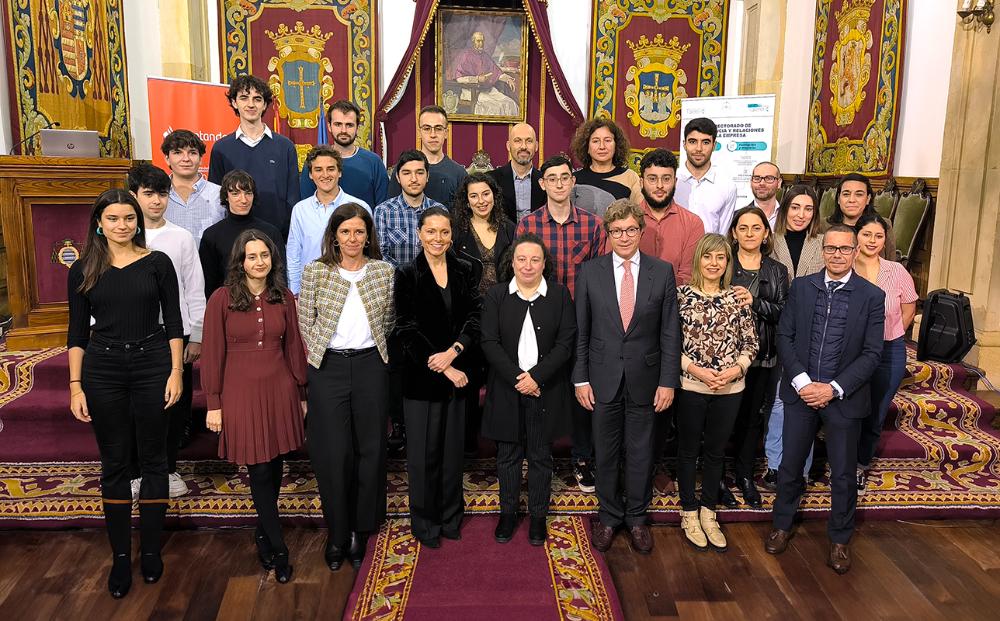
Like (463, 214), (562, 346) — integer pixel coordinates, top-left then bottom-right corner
(775, 271), (885, 418)
(572, 252), (681, 405)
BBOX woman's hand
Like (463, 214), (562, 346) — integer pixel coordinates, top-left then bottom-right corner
(443, 366), (468, 388)
(515, 372), (539, 396)
(207, 409), (222, 433)
(732, 285), (754, 308)
(687, 364), (719, 386)
(709, 366), (744, 389)
(70, 390), (90, 422)
(165, 370), (183, 408)
(427, 348), (458, 372)
(300, 400), (308, 417)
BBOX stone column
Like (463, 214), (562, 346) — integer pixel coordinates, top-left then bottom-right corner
(928, 17), (1000, 377)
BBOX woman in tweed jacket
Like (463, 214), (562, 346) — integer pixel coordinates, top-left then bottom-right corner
(297, 202), (395, 572)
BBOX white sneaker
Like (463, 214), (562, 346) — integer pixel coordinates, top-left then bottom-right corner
(168, 472), (189, 498)
(130, 478), (141, 501)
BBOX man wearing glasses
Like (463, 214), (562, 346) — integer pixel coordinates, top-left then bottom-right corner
(387, 105), (467, 206)
(517, 154), (606, 495)
(747, 161), (783, 230)
(766, 224), (885, 575)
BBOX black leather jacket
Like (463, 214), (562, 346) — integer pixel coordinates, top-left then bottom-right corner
(732, 254), (789, 363)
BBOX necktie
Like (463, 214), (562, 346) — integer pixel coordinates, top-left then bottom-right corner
(827, 280), (841, 296)
(620, 259), (634, 330)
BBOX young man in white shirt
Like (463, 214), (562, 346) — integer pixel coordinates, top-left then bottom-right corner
(129, 163), (207, 498)
(675, 117), (738, 235)
(161, 129), (225, 247)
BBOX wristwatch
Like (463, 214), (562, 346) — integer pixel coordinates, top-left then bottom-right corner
(452, 343), (463, 354)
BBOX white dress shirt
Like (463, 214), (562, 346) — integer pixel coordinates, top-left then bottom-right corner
(510, 278), (548, 371)
(675, 163), (739, 234)
(613, 251), (640, 306)
(329, 265), (376, 350)
(790, 270), (852, 399)
(286, 189), (371, 294)
(235, 124), (273, 148)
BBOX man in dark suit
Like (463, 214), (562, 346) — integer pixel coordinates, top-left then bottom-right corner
(765, 224), (885, 574)
(488, 123), (546, 222)
(573, 198), (681, 554)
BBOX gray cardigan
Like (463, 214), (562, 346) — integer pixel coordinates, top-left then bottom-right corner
(771, 233), (826, 281)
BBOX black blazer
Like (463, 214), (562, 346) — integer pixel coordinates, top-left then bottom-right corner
(453, 220), (517, 278)
(572, 252), (681, 405)
(394, 250), (483, 402)
(488, 162), (546, 223)
(732, 254), (789, 363)
(776, 271), (885, 418)
(480, 279), (576, 442)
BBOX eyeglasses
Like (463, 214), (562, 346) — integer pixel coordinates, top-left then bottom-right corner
(419, 124), (447, 134)
(822, 245), (856, 255)
(643, 175), (674, 186)
(542, 173), (573, 185)
(751, 175), (780, 184)
(608, 226), (641, 239)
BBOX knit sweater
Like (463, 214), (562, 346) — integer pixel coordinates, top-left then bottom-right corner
(198, 212), (283, 298)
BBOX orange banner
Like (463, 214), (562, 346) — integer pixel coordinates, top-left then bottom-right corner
(146, 77), (233, 174)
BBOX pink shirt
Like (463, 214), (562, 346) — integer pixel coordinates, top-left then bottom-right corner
(632, 200), (705, 285)
(875, 259), (918, 341)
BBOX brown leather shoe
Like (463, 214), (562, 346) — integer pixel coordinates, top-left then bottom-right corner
(764, 528), (792, 555)
(628, 524), (653, 554)
(591, 521), (616, 552)
(827, 543), (851, 574)
(653, 472), (675, 494)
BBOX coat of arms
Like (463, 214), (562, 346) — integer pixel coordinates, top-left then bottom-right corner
(266, 21), (335, 130)
(624, 35), (690, 140)
(829, 0), (874, 127)
(47, 0), (96, 98)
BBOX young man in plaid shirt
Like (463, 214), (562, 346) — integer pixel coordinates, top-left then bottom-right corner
(516, 153), (607, 493)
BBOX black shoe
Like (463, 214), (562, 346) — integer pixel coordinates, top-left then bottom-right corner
(108, 553), (132, 599)
(273, 552), (293, 583)
(348, 532), (367, 569)
(494, 513), (517, 543)
(718, 481), (739, 508)
(418, 536), (440, 549)
(140, 552), (163, 584)
(574, 460), (596, 493)
(325, 537), (346, 571)
(441, 527), (461, 541)
(528, 517), (547, 546)
(388, 421), (406, 454)
(759, 468), (778, 492)
(254, 526), (275, 570)
(737, 477), (763, 509)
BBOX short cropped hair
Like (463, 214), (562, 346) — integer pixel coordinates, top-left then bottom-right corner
(683, 117), (718, 140)
(160, 129), (206, 157)
(395, 149), (429, 178)
(326, 99), (361, 124)
(539, 154), (572, 177)
(304, 145), (342, 173)
(127, 162), (170, 194)
(824, 223), (858, 243)
(419, 105), (449, 122)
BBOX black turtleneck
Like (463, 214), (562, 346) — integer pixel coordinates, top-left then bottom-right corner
(785, 228), (807, 274)
(198, 211), (283, 297)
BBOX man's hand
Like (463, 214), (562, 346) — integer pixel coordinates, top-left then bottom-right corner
(184, 341), (201, 364)
(799, 382), (834, 408)
(575, 384), (595, 411)
(499, 74), (516, 89)
(515, 372), (539, 396)
(653, 386), (675, 412)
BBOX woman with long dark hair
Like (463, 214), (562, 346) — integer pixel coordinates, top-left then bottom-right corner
(68, 189), (185, 598)
(201, 229), (307, 584)
(394, 206), (483, 548)
(298, 203), (395, 571)
(481, 233), (575, 546)
(827, 173), (895, 259)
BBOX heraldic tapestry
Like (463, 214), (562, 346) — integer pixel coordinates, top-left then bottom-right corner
(806, 0), (906, 176)
(219, 0), (378, 164)
(589, 0), (728, 169)
(2, 0), (131, 157)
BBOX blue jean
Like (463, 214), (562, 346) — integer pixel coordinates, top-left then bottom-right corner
(764, 384), (813, 475)
(857, 337), (907, 468)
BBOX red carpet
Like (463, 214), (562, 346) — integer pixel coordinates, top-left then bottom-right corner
(345, 516), (623, 621)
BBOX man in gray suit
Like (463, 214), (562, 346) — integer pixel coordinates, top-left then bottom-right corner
(573, 198), (681, 554)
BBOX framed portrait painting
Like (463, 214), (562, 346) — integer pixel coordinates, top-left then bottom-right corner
(435, 8), (528, 123)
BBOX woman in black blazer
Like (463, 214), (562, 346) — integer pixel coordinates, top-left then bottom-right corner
(452, 173), (516, 456)
(394, 206), (483, 548)
(480, 233), (575, 546)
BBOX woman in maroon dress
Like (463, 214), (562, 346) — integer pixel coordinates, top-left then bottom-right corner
(201, 229), (307, 584)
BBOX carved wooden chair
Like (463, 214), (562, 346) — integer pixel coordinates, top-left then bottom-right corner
(893, 179), (933, 266)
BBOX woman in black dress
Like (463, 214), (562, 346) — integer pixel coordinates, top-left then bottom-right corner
(68, 189), (185, 598)
(394, 206), (482, 548)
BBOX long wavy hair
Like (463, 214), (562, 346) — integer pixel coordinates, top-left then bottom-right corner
(224, 229), (287, 311)
(76, 189), (146, 293)
(317, 203), (382, 266)
(452, 173), (508, 234)
(497, 233), (557, 283)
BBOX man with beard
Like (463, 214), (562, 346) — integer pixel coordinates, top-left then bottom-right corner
(299, 100), (388, 211)
(488, 123), (546, 222)
(634, 149), (703, 286)
(674, 117), (738, 235)
(747, 161), (782, 230)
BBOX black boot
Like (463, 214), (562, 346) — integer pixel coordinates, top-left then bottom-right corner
(718, 481), (739, 509)
(255, 525), (275, 570)
(273, 551), (293, 584)
(494, 513), (517, 543)
(737, 476), (763, 509)
(109, 553), (132, 599)
(528, 517), (547, 546)
(138, 502), (167, 583)
(104, 501), (132, 599)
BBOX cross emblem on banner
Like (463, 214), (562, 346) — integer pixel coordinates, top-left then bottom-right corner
(287, 65), (316, 109)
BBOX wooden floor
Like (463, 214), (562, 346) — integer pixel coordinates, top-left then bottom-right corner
(0, 518), (997, 620)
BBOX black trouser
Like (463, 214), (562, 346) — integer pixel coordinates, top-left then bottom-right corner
(247, 455), (287, 554)
(570, 352), (595, 464)
(83, 332), (171, 557)
(593, 377), (656, 528)
(387, 335), (405, 427)
(165, 335), (194, 473)
(462, 351), (486, 454)
(772, 400), (861, 544)
(676, 390), (742, 511)
(496, 395), (553, 518)
(730, 364), (780, 480)
(404, 396), (465, 540)
(307, 348), (388, 548)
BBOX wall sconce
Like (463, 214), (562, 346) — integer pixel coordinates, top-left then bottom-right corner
(958, 0), (995, 33)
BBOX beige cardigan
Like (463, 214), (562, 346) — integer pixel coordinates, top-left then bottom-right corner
(771, 233), (826, 282)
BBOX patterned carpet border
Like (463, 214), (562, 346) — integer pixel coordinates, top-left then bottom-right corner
(349, 519), (418, 621)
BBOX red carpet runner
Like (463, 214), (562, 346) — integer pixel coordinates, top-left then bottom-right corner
(345, 516), (623, 621)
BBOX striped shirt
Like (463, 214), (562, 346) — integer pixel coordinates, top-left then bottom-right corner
(166, 176), (225, 248)
(373, 194), (446, 268)
(515, 205), (606, 298)
(874, 258), (918, 341)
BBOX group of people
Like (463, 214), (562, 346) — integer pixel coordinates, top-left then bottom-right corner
(66, 74), (918, 600)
